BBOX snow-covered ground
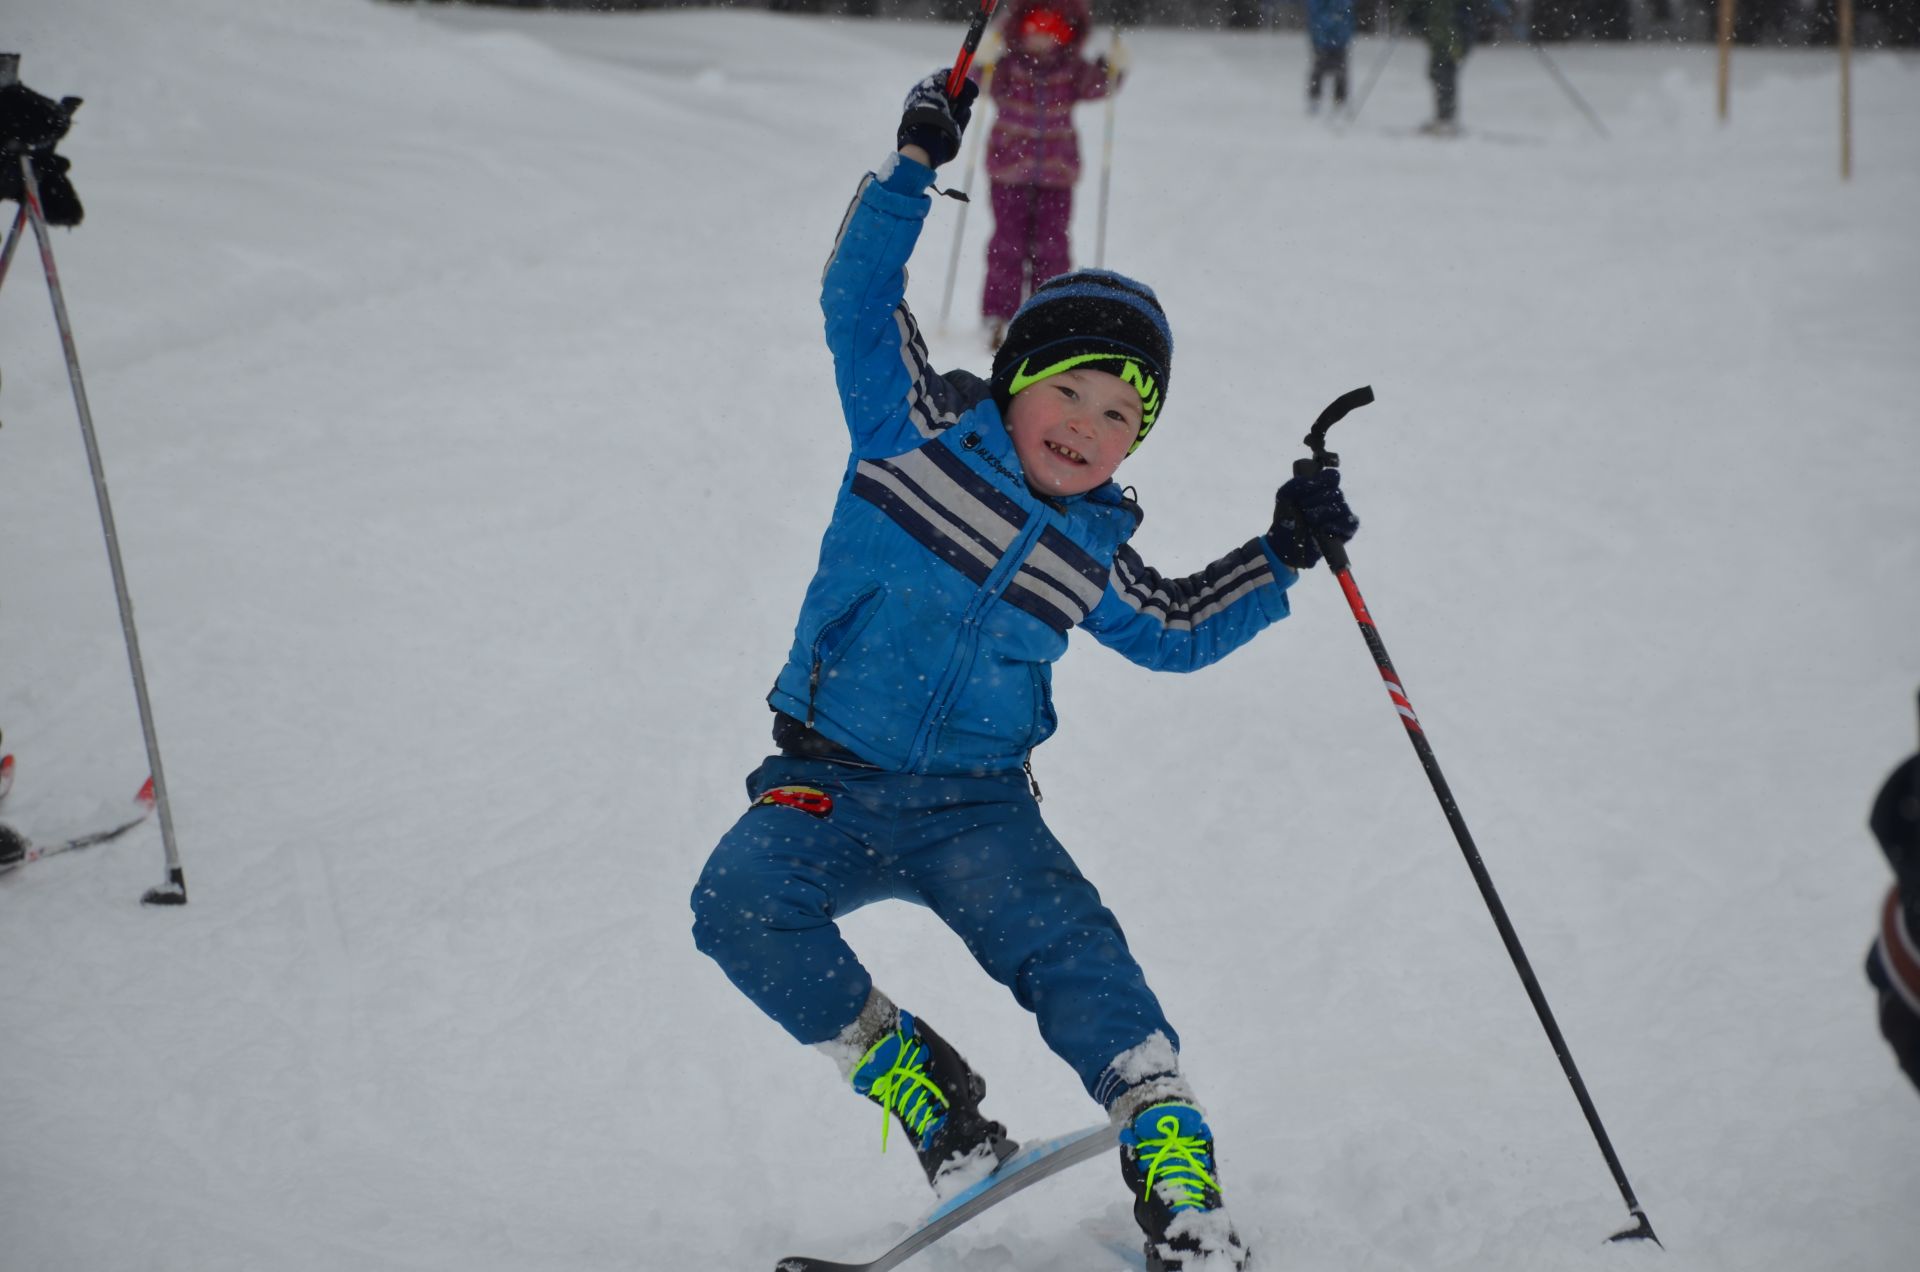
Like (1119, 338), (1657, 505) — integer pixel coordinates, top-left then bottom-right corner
(2, 2), (1916, 1269)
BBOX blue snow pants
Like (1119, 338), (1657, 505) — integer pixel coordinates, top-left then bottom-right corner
(690, 754), (1178, 1102)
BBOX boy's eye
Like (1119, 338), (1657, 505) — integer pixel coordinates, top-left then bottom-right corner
(1054, 384), (1077, 400)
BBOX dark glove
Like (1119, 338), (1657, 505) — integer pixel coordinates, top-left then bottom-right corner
(1267, 468), (1359, 571)
(1865, 712), (1920, 1097)
(0, 83), (84, 227)
(1868, 935), (1920, 1098)
(897, 69), (979, 169)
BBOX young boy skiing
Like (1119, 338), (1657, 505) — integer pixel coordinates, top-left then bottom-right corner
(978, 0), (1124, 349)
(689, 68), (1360, 1272)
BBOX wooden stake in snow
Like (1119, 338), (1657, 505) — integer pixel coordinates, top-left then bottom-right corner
(1716, 0), (1736, 122)
(1840, 0), (1854, 180)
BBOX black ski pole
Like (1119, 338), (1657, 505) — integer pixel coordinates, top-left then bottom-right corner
(1296, 387), (1656, 1246)
(1522, 33), (1608, 138)
(1342, 25), (1400, 128)
(0, 202), (25, 294)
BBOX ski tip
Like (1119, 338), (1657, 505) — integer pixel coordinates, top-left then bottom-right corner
(0, 753), (14, 801)
(136, 776), (156, 809)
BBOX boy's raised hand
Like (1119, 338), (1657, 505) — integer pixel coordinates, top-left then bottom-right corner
(897, 69), (980, 169)
(1267, 468), (1359, 571)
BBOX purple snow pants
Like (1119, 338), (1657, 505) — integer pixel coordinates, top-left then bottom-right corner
(983, 182), (1074, 322)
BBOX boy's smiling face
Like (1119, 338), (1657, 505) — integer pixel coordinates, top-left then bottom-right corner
(1005, 367), (1143, 497)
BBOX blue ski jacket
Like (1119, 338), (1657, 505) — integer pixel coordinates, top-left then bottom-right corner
(1307, 0), (1357, 51)
(766, 154), (1298, 776)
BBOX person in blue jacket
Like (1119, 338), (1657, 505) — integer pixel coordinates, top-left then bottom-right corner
(1305, 0), (1357, 115)
(689, 70), (1359, 1272)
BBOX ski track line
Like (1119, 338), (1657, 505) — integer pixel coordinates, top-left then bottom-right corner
(294, 827), (369, 1107)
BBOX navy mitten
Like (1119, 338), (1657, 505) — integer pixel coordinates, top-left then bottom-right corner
(897, 70), (978, 168)
(1267, 468), (1359, 571)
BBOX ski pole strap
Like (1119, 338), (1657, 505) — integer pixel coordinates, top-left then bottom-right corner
(947, 0), (1003, 98)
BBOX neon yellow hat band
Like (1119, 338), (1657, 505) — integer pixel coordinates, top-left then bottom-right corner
(1007, 352), (1162, 442)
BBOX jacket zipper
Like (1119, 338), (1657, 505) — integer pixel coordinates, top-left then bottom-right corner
(905, 513), (1046, 771)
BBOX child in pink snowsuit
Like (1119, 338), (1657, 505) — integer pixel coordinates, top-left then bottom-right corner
(980, 0), (1122, 345)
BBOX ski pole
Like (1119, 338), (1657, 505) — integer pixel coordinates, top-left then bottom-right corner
(938, 63), (991, 330)
(17, 153), (188, 908)
(1295, 386), (1655, 1246)
(0, 202), (25, 295)
(1343, 26), (1400, 127)
(931, 0), (1002, 328)
(1524, 36), (1608, 139)
(1094, 28), (1121, 269)
(946, 0), (1004, 99)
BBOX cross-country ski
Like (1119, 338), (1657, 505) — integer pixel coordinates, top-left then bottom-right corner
(0, 777), (156, 876)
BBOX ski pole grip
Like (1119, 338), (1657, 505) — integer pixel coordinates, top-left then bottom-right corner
(1316, 530), (1352, 574)
(1294, 385), (1373, 569)
(1301, 384), (1374, 472)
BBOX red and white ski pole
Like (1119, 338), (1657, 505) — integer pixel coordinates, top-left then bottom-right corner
(1298, 386), (1657, 1246)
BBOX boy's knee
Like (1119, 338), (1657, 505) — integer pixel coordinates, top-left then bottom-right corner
(689, 851), (831, 955)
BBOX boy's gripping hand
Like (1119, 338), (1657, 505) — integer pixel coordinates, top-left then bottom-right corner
(1267, 469), (1360, 571)
(897, 69), (980, 168)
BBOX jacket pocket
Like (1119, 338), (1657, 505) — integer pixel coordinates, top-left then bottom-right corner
(1026, 661), (1059, 753)
(806, 585), (886, 725)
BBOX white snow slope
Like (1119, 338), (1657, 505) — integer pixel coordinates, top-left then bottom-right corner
(2, 3), (1916, 1270)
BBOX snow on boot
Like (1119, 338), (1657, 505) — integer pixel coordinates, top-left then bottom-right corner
(1119, 1102), (1249, 1272)
(851, 1010), (1016, 1197)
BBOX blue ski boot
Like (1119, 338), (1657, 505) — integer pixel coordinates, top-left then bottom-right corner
(851, 1010), (1016, 1196)
(1119, 1102), (1249, 1271)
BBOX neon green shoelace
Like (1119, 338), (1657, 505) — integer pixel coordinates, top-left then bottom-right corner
(862, 1037), (946, 1153)
(1136, 1112), (1219, 1211)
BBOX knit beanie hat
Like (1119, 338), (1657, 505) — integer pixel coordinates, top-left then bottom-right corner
(1019, 7), (1079, 44)
(989, 269), (1173, 453)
